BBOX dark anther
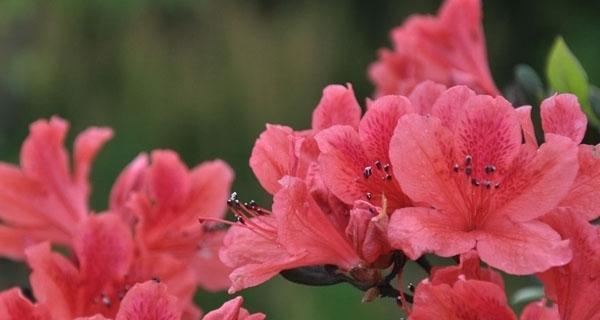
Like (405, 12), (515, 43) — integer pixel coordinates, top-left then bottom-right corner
(383, 164), (390, 172)
(235, 215), (245, 224)
(368, 207), (376, 214)
(464, 155), (473, 166)
(484, 165), (496, 174)
(484, 181), (492, 189)
(407, 283), (415, 292)
(366, 192), (373, 200)
(464, 167), (472, 176)
(383, 174), (392, 181)
(471, 178), (480, 187)
(363, 166), (372, 178)
(452, 164), (460, 172)
(152, 276), (161, 283)
(494, 182), (501, 189)
(375, 160), (382, 170)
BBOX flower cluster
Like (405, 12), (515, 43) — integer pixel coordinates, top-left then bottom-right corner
(1, 0), (599, 319)
(218, 0), (600, 319)
(0, 118), (264, 319)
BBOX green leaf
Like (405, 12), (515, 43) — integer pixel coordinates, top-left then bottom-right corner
(546, 36), (600, 127)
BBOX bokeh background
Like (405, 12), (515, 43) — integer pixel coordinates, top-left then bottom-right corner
(1, 0), (599, 318)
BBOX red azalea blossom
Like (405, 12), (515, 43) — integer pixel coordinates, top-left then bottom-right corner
(113, 150), (235, 292)
(315, 94), (413, 210)
(369, 0), (498, 96)
(249, 84), (361, 196)
(0, 213), (203, 320)
(0, 117), (111, 260)
(220, 177), (363, 293)
(526, 93), (600, 221)
(202, 297), (265, 320)
(536, 209), (600, 320)
(388, 86), (576, 274)
(410, 252), (516, 319)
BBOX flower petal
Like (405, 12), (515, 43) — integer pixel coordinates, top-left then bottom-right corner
(454, 95), (521, 175)
(359, 95), (413, 162)
(345, 201), (390, 263)
(492, 134), (578, 222)
(477, 218), (571, 275)
(249, 124), (296, 195)
(558, 144), (600, 221)
(311, 84), (361, 131)
(115, 281), (182, 320)
(203, 297), (265, 320)
(540, 94), (587, 144)
(147, 150), (191, 212)
(75, 214), (134, 290)
(26, 242), (79, 320)
(317, 125), (407, 209)
(431, 85), (475, 130)
(408, 80), (446, 115)
(390, 114), (465, 214)
(73, 127), (113, 194)
(388, 207), (475, 259)
(109, 154), (148, 215)
(188, 160), (234, 220)
(430, 250), (504, 289)
(192, 230), (232, 292)
(20, 117), (87, 222)
(274, 177), (360, 270)
(537, 209), (600, 320)
(0, 287), (48, 320)
(411, 279), (516, 320)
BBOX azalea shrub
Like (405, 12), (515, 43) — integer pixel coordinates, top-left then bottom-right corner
(1, 0), (600, 319)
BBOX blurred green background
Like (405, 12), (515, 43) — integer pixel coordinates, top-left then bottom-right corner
(0, 0), (599, 318)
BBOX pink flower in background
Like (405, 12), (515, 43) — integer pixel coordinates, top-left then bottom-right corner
(203, 297), (265, 320)
(520, 300), (559, 320)
(369, 0), (499, 96)
(0, 117), (111, 260)
(220, 177), (362, 293)
(388, 86), (576, 274)
(114, 150), (235, 292)
(536, 209), (600, 320)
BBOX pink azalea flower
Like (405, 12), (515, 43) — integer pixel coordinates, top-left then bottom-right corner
(0, 281), (184, 320)
(249, 84), (360, 195)
(0, 213), (183, 319)
(202, 297), (265, 320)
(0, 117), (111, 260)
(113, 150), (235, 292)
(315, 94), (413, 210)
(369, 0), (499, 96)
(536, 209), (600, 320)
(220, 177), (363, 293)
(520, 93), (600, 221)
(388, 86), (577, 274)
(410, 252), (516, 319)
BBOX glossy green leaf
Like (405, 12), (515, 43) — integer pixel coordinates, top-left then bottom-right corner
(546, 36), (600, 127)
